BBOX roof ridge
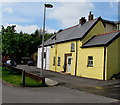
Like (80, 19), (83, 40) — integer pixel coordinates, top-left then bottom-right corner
(63, 24), (79, 31)
(85, 17), (99, 23)
(59, 17), (99, 32)
(96, 30), (120, 36)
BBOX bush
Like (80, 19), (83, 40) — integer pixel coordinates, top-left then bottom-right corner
(111, 72), (120, 80)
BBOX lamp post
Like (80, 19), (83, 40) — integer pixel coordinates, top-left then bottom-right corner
(41, 3), (53, 77)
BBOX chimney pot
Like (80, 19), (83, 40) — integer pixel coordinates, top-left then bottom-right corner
(79, 17), (86, 26)
(88, 11), (94, 21)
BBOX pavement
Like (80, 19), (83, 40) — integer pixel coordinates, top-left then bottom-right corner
(16, 65), (120, 86)
(45, 78), (58, 86)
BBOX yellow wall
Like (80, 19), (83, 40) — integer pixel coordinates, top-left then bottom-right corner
(49, 44), (56, 71)
(76, 20), (105, 80)
(106, 37), (120, 80)
(82, 20), (105, 44)
(77, 47), (104, 80)
(50, 41), (77, 75)
(49, 19), (114, 80)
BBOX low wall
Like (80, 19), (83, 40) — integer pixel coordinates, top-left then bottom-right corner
(3, 65), (45, 84)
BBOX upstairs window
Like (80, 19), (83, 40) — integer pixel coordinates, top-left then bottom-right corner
(87, 56), (93, 67)
(71, 43), (75, 52)
(57, 56), (61, 66)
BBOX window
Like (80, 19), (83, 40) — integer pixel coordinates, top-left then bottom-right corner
(58, 56), (61, 66)
(44, 52), (46, 59)
(41, 52), (46, 59)
(87, 56), (93, 67)
(53, 57), (55, 66)
(71, 43), (75, 52)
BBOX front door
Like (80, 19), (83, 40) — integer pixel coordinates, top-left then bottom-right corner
(67, 56), (72, 73)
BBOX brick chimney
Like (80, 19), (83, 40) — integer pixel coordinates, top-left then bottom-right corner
(88, 11), (94, 21)
(79, 17), (86, 25)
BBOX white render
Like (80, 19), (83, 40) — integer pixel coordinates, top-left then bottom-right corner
(37, 46), (50, 70)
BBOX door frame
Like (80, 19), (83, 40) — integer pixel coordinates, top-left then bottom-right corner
(64, 53), (72, 72)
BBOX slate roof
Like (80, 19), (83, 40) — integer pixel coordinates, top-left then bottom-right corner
(39, 17), (120, 47)
(40, 17), (101, 47)
(82, 31), (120, 48)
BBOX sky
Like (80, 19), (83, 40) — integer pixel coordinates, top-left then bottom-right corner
(1, 1), (119, 34)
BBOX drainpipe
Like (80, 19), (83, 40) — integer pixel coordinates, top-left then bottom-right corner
(75, 40), (78, 76)
(55, 43), (57, 72)
(45, 47), (47, 69)
(103, 46), (106, 80)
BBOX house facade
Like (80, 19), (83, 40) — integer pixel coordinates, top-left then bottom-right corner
(37, 12), (120, 80)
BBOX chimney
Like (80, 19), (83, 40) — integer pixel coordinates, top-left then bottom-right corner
(88, 11), (94, 21)
(79, 17), (86, 25)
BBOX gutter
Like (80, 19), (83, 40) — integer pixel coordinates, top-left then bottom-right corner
(103, 46), (106, 80)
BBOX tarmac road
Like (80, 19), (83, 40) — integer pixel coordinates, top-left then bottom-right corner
(16, 65), (120, 100)
(2, 82), (119, 103)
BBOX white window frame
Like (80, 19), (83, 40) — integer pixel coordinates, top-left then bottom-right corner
(71, 43), (75, 52)
(87, 56), (93, 67)
(57, 56), (61, 66)
(53, 56), (55, 66)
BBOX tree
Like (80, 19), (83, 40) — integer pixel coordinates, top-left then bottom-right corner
(1, 25), (54, 63)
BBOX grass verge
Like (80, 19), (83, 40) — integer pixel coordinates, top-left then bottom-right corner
(0, 67), (2, 79)
(2, 67), (46, 87)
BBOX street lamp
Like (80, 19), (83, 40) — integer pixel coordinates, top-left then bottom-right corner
(41, 3), (53, 77)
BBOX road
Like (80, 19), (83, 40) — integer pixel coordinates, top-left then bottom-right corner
(16, 65), (120, 101)
(2, 82), (119, 103)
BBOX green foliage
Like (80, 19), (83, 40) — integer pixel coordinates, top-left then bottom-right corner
(1, 25), (53, 63)
(2, 67), (45, 87)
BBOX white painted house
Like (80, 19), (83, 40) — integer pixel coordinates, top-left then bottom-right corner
(37, 46), (50, 70)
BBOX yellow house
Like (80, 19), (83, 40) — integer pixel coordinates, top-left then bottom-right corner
(37, 12), (120, 80)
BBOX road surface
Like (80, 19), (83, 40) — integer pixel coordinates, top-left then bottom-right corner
(2, 82), (119, 103)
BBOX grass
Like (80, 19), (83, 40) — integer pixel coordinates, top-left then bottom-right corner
(0, 67), (2, 79)
(2, 67), (46, 87)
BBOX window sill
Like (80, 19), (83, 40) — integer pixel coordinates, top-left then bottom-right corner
(70, 50), (75, 52)
(87, 65), (93, 67)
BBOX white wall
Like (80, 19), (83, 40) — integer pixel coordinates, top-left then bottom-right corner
(37, 46), (50, 70)
(37, 47), (42, 68)
(46, 46), (50, 69)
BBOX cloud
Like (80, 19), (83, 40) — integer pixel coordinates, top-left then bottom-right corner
(3, 7), (14, 14)
(2, 0), (120, 2)
(3, 23), (56, 34)
(15, 25), (57, 34)
(46, 26), (57, 33)
(15, 25), (39, 34)
(2, 2), (43, 25)
(48, 2), (94, 27)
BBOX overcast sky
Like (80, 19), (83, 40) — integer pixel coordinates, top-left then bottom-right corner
(1, 0), (119, 34)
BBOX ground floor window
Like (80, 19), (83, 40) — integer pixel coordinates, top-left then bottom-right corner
(53, 56), (55, 66)
(57, 56), (61, 66)
(44, 52), (46, 59)
(87, 56), (93, 67)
